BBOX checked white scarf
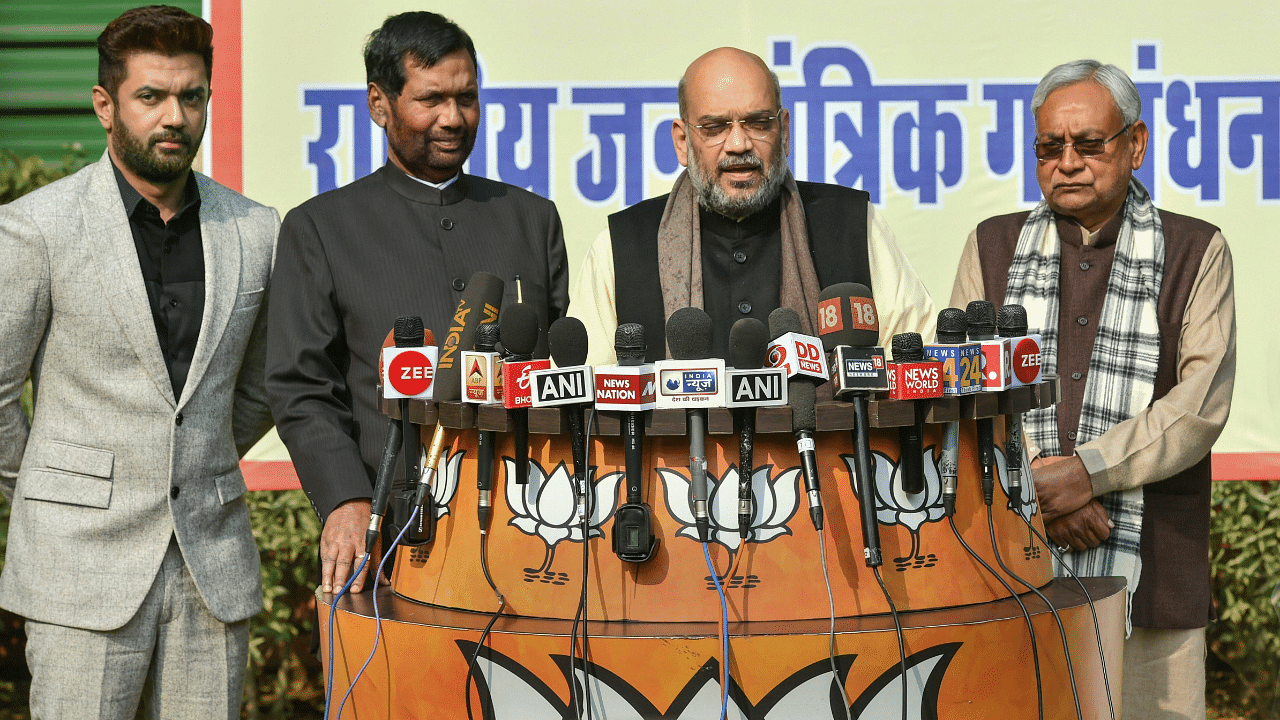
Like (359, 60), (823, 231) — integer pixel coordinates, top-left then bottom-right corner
(1005, 179), (1164, 634)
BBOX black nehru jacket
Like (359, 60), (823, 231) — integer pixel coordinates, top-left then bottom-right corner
(610, 181), (872, 362)
(697, 199), (784, 360)
(266, 165), (568, 521)
(112, 161), (204, 398)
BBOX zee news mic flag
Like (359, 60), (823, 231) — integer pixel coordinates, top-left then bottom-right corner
(383, 346), (439, 400)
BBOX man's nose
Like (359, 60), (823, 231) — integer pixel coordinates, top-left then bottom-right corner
(161, 96), (186, 128)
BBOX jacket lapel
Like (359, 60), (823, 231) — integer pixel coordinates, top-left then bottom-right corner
(179, 175), (240, 409)
(81, 155), (176, 407)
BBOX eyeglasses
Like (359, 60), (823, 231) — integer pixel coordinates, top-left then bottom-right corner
(1033, 123), (1131, 161)
(691, 113), (780, 145)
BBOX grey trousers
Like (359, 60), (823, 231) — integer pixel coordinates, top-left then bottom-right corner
(24, 536), (250, 720)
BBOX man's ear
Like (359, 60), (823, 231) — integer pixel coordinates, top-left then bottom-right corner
(780, 107), (791, 158)
(671, 118), (690, 167)
(1128, 119), (1149, 171)
(92, 86), (114, 132)
(368, 83), (389, 129)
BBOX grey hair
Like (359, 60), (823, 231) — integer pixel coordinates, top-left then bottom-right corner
(1031, 59), (1141, 127)
(677, 64), (783, 121)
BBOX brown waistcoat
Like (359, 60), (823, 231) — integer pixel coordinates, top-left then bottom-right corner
(974, 207), (1218, 629)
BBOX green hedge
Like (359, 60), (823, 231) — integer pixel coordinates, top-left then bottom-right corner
(1207, 480), (1280, 718)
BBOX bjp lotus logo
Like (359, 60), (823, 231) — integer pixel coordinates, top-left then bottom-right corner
(504, 459), (623, 584)
(843, 449), (946, 571)
(656, 465), (801, 555)
(458, 640), (961, 720)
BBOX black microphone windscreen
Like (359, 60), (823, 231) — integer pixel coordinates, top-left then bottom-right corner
(997, 304), (1029, 338)
(666, 307), (713, 360)
(789, 378), (816, 433)
(434, 272), (505, 401)
(475, 322), (500, 352)
(965, 301), (997, 339)
(548, 317), (589, 367)
(394, 316), (424, 348)
(892, 332), (925, 361)
(818, 282), (879, 350)
(499, 303), (541, 357)
(614, 323), (647, 366)
(936, 308), (968, 344)
(729, 318), (768, 369)
(768, 306), (803, 340)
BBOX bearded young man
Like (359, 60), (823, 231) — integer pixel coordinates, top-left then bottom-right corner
(266, 11), (568, 596)
(950, 59), (1235, 719)
(569, 47), (934, 364)
(0, 6), (278, 718)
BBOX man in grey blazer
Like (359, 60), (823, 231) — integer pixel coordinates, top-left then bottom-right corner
(0, 7), (276, 718)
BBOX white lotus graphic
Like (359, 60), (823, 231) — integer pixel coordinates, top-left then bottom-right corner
(459, 639), (961, 719)
(504, 459), (623, 583)
(656, 464), (801, 553)
(995, 444), (1038, 521)
(418, 447), (464, 519)
(843, 449), (945, 570)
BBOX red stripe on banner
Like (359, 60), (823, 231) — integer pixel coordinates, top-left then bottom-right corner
(209, 0), (243, 192)
(238, 452), (1280, 493)
(1213, 452), (1280, 482)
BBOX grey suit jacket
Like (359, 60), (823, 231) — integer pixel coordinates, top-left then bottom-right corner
(0, 153), (278, 630)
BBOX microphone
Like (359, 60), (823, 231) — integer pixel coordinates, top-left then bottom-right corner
(769, 306), (824, 531)
(967, 300), (1012, 390)
(464, 321), (502, 533)
(500, 303), (548, 486)
(726, 318), (778, 539)
(929, 308), (971, 516)
(887, 332), (943, 495)
(924, 307), (983, 395)
(380, 319), (441, 547)
(998, 304), (1040, 513)
(367, 316), (429, 555)
(967, 301), (1001, 506)
(659, 307), (723, 543)
(601, 323), (659, 563)
(817, 282), (884, 567)
(536, 317), (594, 522)
(434, 271), (504, 402)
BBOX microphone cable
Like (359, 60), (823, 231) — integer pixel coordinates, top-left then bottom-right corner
(818, 529), (852, 720)
(1018, 514), (1117, 720)
(703, 541), (731, 720)
(948, 514), (1044, 720)
(987, 505), (1083, 720)
(330, 504), (414, 717)
(871, 565), (907, 720)
(464, 529), (507, 720)
(568, 408), (598, 720)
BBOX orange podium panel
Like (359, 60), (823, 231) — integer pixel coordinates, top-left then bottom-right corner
(320, 381), (1125, 718)
(320, 577), (1124, 719)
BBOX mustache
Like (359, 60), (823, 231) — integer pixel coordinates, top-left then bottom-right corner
(717, 153), (763, 172)
(149, 131), (192, 147)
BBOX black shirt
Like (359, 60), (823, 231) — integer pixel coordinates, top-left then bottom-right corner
(111, 161), (205, 398)
(699, 198), (783, 360)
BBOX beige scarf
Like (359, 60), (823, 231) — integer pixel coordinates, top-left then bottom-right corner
(655, 169), (822, 357)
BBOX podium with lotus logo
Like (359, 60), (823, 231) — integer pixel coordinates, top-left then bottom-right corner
(321, 378), (1125, 719)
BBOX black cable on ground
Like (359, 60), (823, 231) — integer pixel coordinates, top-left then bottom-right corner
(949, 514), (1044, 720)
(987, 506), (1082, 720)
(871, 565), (907, 720)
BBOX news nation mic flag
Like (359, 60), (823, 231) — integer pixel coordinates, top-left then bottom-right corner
(595, 366), (657, 411)
(382, 345), (439, 399)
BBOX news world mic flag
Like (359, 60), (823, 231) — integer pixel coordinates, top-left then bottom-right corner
(382, 345), (440, 399)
